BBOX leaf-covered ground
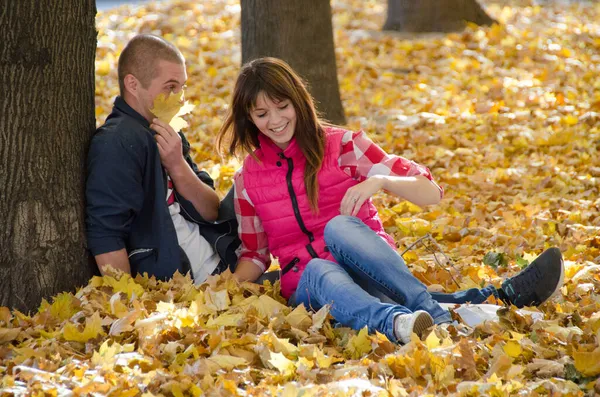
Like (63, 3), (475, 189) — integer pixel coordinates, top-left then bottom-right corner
(2, 0), (600, 395)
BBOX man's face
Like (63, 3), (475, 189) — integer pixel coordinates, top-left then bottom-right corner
(137, 59), (187, 121)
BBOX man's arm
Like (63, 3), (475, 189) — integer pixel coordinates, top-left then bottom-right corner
(95, 248), (131, 275)
(151, 119), (220, 222)
(86, 132), (145, 275)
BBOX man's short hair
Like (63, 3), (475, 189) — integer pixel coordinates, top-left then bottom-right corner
(117, 34), (185, 95)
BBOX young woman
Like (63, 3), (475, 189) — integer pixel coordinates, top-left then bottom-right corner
(217, 57), (564, 344)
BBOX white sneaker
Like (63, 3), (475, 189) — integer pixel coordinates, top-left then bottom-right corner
(393, 310), (434, 344)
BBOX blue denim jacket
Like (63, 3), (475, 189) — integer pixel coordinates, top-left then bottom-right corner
(85, 97), (238, 279)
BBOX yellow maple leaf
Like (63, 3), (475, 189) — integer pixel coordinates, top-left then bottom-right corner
(150, 91), (195, 131)
(345, 327), (372, 359)
(425, 331), (441, 350)
(573, 349), (600, 376)
(207, 354), (248, 371)
(0, 328), (21, 344)
(39, 293), (79, 321)
(63, 312), (104, 343)
(206, 313), (245, 328)
(103, 274), (144, 299)
(285, 304), (312, 330)
(503, 340), (522, 358)
(268, 351), (296, 376)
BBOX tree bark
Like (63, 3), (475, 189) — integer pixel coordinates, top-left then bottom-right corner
(241, 0), (346, 125)
(383, 0), (497, 32)
(0, 0), (97, 311)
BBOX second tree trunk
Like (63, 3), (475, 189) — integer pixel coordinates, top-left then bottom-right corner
(241, 0), (346, 125)
(384, 0), (496, 32)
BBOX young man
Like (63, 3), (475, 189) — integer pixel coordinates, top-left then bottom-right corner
(86, 34), (237, 282)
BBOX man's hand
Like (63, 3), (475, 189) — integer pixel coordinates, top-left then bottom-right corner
(151, 118), (186, 173)
(152, 117), (220, 222)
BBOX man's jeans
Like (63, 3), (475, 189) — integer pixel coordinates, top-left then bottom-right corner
(289, 216), (497, 343)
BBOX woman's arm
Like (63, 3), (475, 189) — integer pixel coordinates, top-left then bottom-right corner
(233, 259), (265, 282)
(232, 171), (270, 280)
(338, 130), (443, 215)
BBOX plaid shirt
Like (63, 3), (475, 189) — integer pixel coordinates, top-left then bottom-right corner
(233, 130), (442, 271)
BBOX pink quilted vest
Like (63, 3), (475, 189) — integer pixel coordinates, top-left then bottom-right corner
(242, 127), (395, 298)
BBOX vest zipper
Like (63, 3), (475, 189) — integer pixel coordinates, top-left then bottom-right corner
(281, 257), (300, 275)
(279, 153), (319, 259)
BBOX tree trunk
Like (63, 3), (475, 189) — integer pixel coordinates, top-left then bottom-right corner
(383, 0), (497, 32)
(0, 0), (97, 312)
(241, 0), (346, 125)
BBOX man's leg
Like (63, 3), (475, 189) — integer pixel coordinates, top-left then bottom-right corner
(429, 248), (564, 308)
(324, 216), (452, 324)
(429, 287), (498, 304)
(292, 258), (418, 343)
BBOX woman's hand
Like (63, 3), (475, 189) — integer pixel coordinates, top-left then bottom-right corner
(340, 176), (385, 216)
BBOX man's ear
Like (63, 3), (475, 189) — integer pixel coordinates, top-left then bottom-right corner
(123, 74), (139, 98)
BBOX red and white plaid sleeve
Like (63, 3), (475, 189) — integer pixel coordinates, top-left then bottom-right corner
(233, 170), (270, 272)
(338, 130), (443, 197)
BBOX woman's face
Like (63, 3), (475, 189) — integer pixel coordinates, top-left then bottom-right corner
(250, 91), (297, 150)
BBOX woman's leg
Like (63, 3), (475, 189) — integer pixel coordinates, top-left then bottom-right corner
(291, 258), (411, 343)
(324, 216), (452, 324)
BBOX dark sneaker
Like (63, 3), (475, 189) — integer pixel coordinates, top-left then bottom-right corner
(499, 247), (564, 308)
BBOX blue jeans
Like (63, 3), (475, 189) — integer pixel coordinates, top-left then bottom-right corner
(289, 216), (498, 343)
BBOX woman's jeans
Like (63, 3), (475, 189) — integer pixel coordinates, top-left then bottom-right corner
(288, 216), (498, 343)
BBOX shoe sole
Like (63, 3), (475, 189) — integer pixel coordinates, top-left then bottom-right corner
(412, 311), (434, 338)
(537, 247), (565, 305)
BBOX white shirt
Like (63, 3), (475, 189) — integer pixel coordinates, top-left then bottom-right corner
(166, 176), (219, 284)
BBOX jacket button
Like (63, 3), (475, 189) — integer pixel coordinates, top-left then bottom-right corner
(276, 161), (282, 167)
(292, 266), (299, 272)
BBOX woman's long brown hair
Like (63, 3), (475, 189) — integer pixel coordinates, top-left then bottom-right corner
(216, 57), (325, 211)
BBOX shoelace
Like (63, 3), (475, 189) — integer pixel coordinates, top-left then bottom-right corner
(507, 263), (543, 302)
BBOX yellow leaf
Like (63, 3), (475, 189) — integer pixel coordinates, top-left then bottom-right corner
(205, 288), (230, 312)
(574, 349), (600, 376)
(263, 332), (298, 357)
(503, 340), (522, 358)
(250, 295), (288, 318)
(0, 328), (21, 344)
(391, 201), (423, 215)
(297, 356), (315, 370)
(206, 313), (244, 328)
(345, 327), (372, 359)
(151, 91), (183, 124)
(63, 312), (104, 343)
(395, 217), (431, 236)
(39, 293), (79, 321)
(171, 383), (184, 397)
(150, 91), (196, 131)
(315, 348), (333, 369)
(207, 66), (218, 77)
(268, 351), (296, 375)
(425, 332), (441, 350)
(562, 115), (578, 125)
(103, 274), (144, 299)
(285, 304), (312, 330)
(310, 305), (330, 332)
(207, 354), (248, 370)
